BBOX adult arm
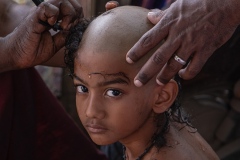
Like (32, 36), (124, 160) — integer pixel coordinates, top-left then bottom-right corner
(0, 0), (83, 73)
(126, 0), (240, 86)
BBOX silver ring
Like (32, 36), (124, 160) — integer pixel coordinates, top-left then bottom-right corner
(174, 54), (186, 65)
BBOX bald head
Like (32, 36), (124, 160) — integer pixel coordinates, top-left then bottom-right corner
(79, 6), (153, 56)
(65, 6), (158, 74)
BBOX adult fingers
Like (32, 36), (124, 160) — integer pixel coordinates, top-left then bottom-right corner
(147, 9), (164, 25)
(65, 0), (84, 25)
(105, 1), (119, 11)
(178, 51), (212, 80)
(48, 0), (83, 30)
(155, 26), (197, 84)
(126, 10), (168, 64)
(35, 2), (59, 32)
(68, 0), (84, 18)
(133, 37), (180, 87)
(131, 0), (240, 87)
(156, 54), (188, 85)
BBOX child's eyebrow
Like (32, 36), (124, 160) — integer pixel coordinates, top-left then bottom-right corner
(72, 74), (88, 85)
(100, 77), (129, 86)
(72, 72), (130, 86)
(102, 72), (130, 85)
(91, 72), (130, 86)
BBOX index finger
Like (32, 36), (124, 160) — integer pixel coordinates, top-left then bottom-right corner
(126, 11), (167, 64)
(133, 37), (180, 87)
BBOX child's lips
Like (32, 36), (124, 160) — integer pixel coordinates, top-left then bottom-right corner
(85, 124), (108, 133)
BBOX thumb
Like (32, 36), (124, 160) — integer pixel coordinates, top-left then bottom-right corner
(105, 1), (119, 11)
(148, 9), (164, 24)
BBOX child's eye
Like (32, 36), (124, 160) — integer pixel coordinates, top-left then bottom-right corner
(106, 89), (122, 97)
(76, 85), (88, 93)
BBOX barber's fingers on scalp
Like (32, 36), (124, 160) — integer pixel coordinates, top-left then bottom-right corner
(158, 30), (217, 83)
(105, 1), (119, 11)
(126, 9), (166, 64)
(130, 0), (239, 87)
(133, 37), (180, 87)
(130, 11), (198, 86)
(157, 29), (201, 84)
(126, 18), (168, 65)
(156, 55), (189, 85)
(47, 0), (83, 30)
(148, 9), (164, 25)
(127, 13), (171, 86)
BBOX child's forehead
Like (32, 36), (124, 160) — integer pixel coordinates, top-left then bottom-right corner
(78, 6), (153, 58)
(73, 64), (133, 86)
(75, 49), (136, 74)
(74, 6), (155, 79)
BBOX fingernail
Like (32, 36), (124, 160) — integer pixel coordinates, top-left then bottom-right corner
(178, 69), (184, 78)
(156, 79), (164, 86)
(126, 56), (134, 64)
(148, 12), (155, 17)
(134, 79), (143, 87)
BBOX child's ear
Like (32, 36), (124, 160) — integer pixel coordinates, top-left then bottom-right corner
(153, 79), (178, 113)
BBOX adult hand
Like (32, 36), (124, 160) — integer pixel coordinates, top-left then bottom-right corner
(105, 1), (119, 11)
(126, 0), (240, 86)
(0, 0), (83, 72)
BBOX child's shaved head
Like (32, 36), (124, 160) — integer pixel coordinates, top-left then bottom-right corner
(65, 6), (157, 74)
(79, 6), (153, 56)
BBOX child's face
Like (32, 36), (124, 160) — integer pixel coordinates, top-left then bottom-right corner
(73, 49), (159, 145)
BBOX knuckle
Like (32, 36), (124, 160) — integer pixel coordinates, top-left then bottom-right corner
(140, 34), (155, 48)
(75, 5), (83, 17)
(38, 2), (48, 10)
(138, 73), (150, 83)
(167, 62), (179, 72)
(156, 10), (164, 18)
(160, 14), (174, 27)
(152, 52), (165, 65)
(187, 66), (200, 77)
(157, 76), (169, 84)
(212, 33), (230, 48)
(41, 1), (50, 6)
(128, 51), (139, 61)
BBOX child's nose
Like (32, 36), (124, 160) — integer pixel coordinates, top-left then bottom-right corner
(85, 95), (105, 119)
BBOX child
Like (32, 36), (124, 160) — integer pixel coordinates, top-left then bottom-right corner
(65, 6), (219, 160)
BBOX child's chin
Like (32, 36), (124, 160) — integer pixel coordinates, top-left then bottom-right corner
(90, 136), (115, 146)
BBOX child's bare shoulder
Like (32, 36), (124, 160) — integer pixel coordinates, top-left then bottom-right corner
(153, 122), (220, 160)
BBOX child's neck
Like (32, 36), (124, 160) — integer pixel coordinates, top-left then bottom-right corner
(120, 113), (168, 160)
(122, 141), (155, 160)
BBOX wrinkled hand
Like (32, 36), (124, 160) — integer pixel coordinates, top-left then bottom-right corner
(4, 0), (83, 71)
(126, 0), (240, 86)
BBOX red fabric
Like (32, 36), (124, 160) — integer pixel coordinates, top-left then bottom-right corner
(0, 68), (107, 160)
